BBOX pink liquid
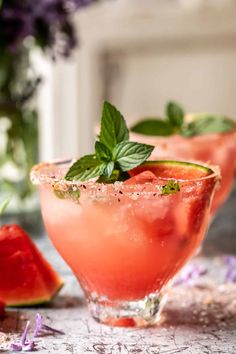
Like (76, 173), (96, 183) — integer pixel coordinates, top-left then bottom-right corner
(39, 174), (216, 301)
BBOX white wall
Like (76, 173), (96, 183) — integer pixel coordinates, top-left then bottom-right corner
(37, 0), (236, 160)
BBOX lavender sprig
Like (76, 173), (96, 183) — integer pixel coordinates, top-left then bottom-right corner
(10, 313), (64, 352)
(224, 255), (236, 283)
(0, 0), (97, 56)
(174, 263), (208, 287)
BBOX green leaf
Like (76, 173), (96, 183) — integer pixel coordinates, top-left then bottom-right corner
(53, 189), (80, 201)
(100, 101), (129, 151)
(65, 155), (105, 181)
(182, 114), (236, 137)
(166, 101), (184, 128)
(95, 141), (112, 162)
(131, 119), (174, 136)
(113, 141), (154, 172)
(103, 161), (115, 178)
(64, 102), (155, 183)
(97, 169), (120, 183)
(161, 180), (180, 195)
(97, 169), (130, 183)
(0, 196), (11, 215)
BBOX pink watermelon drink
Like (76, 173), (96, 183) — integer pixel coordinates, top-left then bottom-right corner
(31, 102), (220, 327)
(31, 159), (219, 326)
(131, 104), (236, 217)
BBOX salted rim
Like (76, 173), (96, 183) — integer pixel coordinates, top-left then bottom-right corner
(30, 158), (221, 195)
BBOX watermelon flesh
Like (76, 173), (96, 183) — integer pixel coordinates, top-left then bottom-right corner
(124, 171), (158, 185)
(0, 225), (63, 306)
(129, 160), (212, 180)
(128, 161), (217, 236)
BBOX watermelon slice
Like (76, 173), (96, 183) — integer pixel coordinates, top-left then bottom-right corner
(0, 225), (63, 306)
(128, 160), (217, 236)
(129, 160), (213, 180)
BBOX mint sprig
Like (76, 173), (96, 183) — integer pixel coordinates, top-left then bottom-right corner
(130, 119), (174, 136)
(100, 101), (129, 150)
(182, 114), (236, 137)
(65, 101), (154, 182)
(166, 101), (184, 128)
(131, 101), (235, 137)
(65, 155), (106, 181)
(161, 180), (180, 195)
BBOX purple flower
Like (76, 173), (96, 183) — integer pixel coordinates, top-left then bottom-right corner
(174, 263), (208, 287)
(0, 0), (97, 56)
(72, 0), (96, 7)
(224, 255), (236, 283)
(10, 313), (64, 352)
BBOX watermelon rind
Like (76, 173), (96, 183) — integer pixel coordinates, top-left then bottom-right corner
(141, 160), (213, 175)
(7, 280), (64, 307)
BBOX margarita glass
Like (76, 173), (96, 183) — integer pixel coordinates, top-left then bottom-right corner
(130, 130), (236, 216)
(31, 159), (219, 327)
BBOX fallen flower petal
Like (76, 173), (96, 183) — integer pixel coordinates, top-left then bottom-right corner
(33, 313), (43, 339)
(10, 313), (65, 352)
(10, 343), (23, 351)
(224, 256), (236, 283)
(224, 255), (236, 267)
(22, 341), (37, 352)
(21, 321), (30, 346)
(174, 263), (207, 286)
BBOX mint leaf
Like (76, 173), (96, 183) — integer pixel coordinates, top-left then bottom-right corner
(97, 170), (130, 183)
(103, 161), (115, 178)
(64, 101), (155, 183)
(65, 155), (105, 181)
(182, 114), (236, 137)
(166, 101), (184, 128)
(95, 141), (112, 162)
(100, 101), (129, 151)
(113, 141), (154, 171)
(0, 196), (11, 215)
(54, 188), (80, 200)
(131, 119), (174, 136)
(161, 180), (180, 195)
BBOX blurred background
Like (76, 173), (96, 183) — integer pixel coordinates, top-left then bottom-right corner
(1, 0), (236, 228)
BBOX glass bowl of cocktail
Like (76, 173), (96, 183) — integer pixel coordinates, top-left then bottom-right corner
(31, 102), (220, 327)
(130, 102), (236, 217)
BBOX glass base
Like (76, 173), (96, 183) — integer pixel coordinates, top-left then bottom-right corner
(87, 292), (167, 327)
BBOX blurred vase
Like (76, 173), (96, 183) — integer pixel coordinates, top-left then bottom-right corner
(0, 46), (43, 235)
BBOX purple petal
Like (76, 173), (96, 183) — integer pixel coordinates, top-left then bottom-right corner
(224, 255), (236, 283)
(224, 255), (236, 267)
(174, 263), (207, 286)
(225, 266), (236, 283)
(22, 341), (37, 352)
(33, 314), (43, 338)
(10, 343), (23, 351)
(21, 321), (30, 346)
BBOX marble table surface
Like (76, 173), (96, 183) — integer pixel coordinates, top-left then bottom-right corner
(0, 189), (236, 354)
